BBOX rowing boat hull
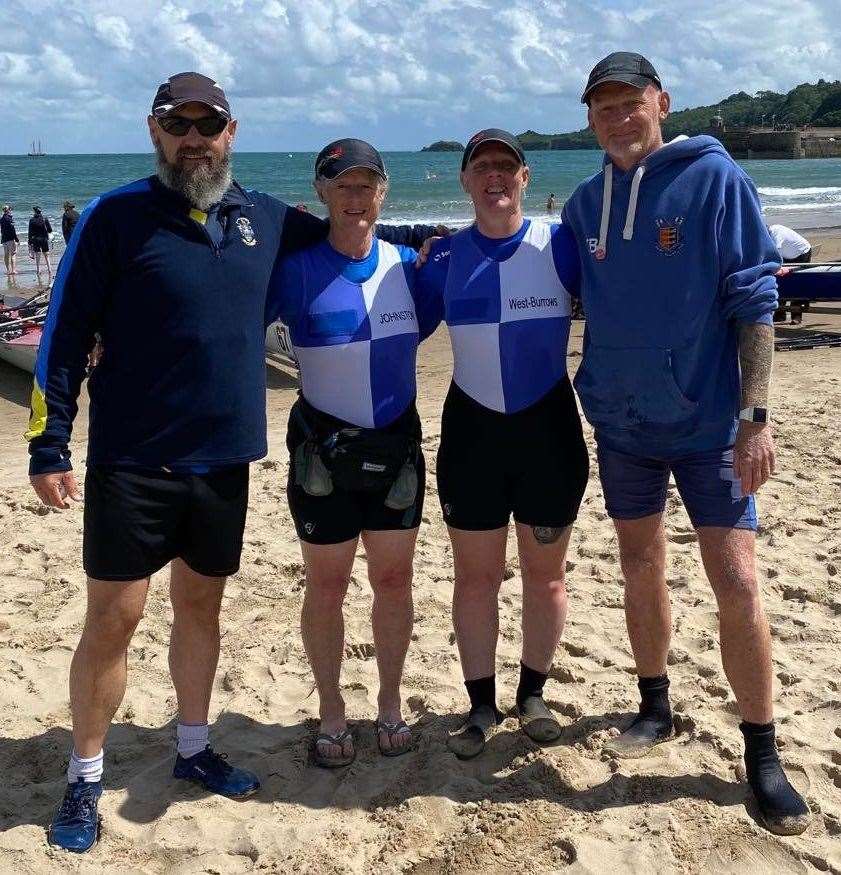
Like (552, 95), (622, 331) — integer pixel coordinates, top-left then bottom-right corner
(778, 264), (841, 301)
(0, 338), (38, 373)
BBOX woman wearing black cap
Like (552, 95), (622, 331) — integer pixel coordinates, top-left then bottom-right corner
(265, 139), (441, 767)
(28, 206), (53, 281)
(415, 129), (589, 759)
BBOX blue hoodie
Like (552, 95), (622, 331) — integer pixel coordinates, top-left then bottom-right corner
(562, 135), (779, 459)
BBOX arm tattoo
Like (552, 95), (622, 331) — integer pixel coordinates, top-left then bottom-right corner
(738, 322), (774, 408)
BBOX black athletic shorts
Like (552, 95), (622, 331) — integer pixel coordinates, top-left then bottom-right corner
(286, 398), (425, 545)
(436, 377), (589, 531)
(83, 464), (249, 581)
(29, 238), (49, 253)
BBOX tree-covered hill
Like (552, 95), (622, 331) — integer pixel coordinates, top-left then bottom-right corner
(511, 80), (841, 150)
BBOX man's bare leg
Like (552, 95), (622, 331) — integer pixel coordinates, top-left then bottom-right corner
(697, 525), (809, 834)
(168, 559), (227, 726)
(605, 514), (675, 757)
(70, 577), (150, 757)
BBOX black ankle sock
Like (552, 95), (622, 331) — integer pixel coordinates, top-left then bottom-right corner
(465, 675), (502, 721)
(636, 674), (672, 722)
(516, 662), (548, 707)
(740, 721), (808, 821)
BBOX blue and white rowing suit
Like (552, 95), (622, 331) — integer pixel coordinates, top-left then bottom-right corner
(266, 238), (440, 429)
(418, 219), (576, 411)
(267, 237), (441, 545)
(417, 219), (589, 531)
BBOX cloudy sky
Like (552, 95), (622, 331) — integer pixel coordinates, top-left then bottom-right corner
(1, 0), (839, 154)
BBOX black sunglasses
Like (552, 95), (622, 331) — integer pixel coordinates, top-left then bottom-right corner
(157, 115), (228, 137)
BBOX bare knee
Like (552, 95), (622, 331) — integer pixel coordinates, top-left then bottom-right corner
(711, 568), (762, 611)
(620, 543), (664, 585)
(306, 573), (350, 609)
(370, 564), (413, 598)
(83, 603), (144, 651)
(522, 566), (567, 605)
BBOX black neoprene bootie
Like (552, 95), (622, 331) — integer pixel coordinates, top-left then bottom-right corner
(604, 674), (674, 758)
(740, 721), (810, 835)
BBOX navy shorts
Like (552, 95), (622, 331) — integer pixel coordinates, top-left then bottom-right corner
(83, 465), (250, 580)
(596, 443), (757, 531)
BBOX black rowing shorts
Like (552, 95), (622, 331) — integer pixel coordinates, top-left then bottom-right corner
(436, 377), (589, 531)
(286, 399), (425, 545)
(83, 464), (249, 581)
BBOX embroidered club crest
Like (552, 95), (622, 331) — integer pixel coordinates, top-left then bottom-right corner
(655, 217), (684, 255)
(236, 216), (257, 246)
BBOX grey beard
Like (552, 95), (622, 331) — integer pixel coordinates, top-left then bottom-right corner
(155, 143), (233, 211)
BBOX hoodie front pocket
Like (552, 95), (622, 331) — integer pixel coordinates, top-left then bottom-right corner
(574, 345), (698, 429)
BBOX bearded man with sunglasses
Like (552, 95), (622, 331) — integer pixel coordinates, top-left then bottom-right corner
(26, 72), (437, 853)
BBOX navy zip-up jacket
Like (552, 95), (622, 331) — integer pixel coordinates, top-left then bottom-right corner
(27, 176), (430, 475)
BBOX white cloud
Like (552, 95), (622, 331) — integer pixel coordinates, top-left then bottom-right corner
(93, 15), (134, 51)
(0, 0), (839, 152)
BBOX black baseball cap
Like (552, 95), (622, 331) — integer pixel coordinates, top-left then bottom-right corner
(581, 52), (662, 104)
(315, 138), (387, 180)
(461, 129), (526, 171)
(151, 72), (231, 119)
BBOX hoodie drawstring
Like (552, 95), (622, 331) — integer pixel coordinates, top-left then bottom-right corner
(596, 163), (612, 257)
(623, 165), (646, 240)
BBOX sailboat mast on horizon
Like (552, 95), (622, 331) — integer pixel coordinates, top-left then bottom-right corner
(27, 138), (46, 157)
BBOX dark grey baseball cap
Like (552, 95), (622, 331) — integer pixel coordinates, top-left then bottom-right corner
(151, 72), (231, 118)
(461, 129), (526, 171)
(581, 52), (662, 104)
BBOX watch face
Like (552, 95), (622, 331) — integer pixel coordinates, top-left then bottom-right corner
(754, 408), (768, 423)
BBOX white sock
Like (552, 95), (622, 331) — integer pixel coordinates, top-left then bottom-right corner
(67, 749), (104, 784)
(177, 722), (209, 759)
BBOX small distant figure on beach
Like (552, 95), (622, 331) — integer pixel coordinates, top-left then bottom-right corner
(28, 206), (52, 282)
(768, 224), (811, 324)
(546, 192), (556, 213)
(62, 201), (80, 243)
(1, 205), (20, 277)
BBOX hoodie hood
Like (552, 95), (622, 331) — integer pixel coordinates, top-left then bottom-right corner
(595, 135), (730, 257)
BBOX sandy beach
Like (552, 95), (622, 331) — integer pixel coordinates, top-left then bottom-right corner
(0, 241), (839, 874)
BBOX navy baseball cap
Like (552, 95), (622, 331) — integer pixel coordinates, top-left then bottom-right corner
(315, 138), (387, 180)
(581, 52), (662, 104)
(152, 72), (231, 118)
(461, 129), (526, 171)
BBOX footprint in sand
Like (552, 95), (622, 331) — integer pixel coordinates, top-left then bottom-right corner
(345, 641), (376, 660)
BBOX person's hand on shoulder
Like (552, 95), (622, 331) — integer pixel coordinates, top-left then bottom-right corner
(30, 470), (83, 509)
(733, 421), (775, 496)
(415, 236), (442, 268)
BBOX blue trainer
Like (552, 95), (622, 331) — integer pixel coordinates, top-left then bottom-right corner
(47, 778), (102, 853)
(172, 745), (260, 798)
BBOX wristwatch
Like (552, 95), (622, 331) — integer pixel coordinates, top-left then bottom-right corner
(739, 406), (769, 424)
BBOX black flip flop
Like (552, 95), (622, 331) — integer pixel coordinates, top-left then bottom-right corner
(312, 729), (355, 768)
(516, 695), (562, 744)
(447, 704), (499, 760)
(376, 719), (412, 757)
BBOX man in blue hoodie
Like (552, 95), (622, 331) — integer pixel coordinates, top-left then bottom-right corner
(562, 52), (809, 836)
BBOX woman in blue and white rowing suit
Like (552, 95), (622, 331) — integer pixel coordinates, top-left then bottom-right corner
(417, 130), (589, 758)
(265, 139), (440, 768)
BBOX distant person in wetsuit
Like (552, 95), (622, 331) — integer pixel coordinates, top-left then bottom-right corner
(62, 201), (80, 244)
(27, 206), (52, 281)
(1, 205), (19, 277)
(546, 192), (556, 213)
